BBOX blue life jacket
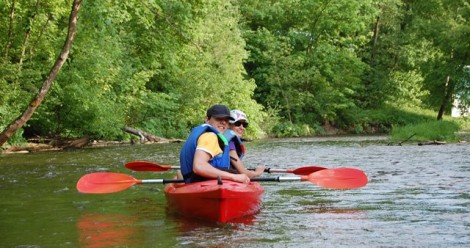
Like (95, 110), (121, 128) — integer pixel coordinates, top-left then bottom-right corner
(224, 129), (245, 160)
(180, 124), (230, 183)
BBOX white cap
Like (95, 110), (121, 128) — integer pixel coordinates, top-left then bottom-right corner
(229, 110), (248, 123)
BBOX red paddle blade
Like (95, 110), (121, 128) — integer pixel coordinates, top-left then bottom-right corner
(125, 161), (171, 171)
(291, 166), (327, 175)
(305, 168), (368, 189)
(77, 172), (141, 194)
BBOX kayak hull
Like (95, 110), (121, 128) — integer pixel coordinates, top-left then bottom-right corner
(164, 180), (264, 223)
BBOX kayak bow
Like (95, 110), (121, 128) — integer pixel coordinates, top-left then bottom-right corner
(164, 179), (264, 223)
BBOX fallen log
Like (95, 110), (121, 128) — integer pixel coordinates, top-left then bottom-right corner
(122, 127), (170, 143)
(49, 136), (90, 149)
(418, 140), (446, 146)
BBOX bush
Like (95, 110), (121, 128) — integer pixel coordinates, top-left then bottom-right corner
(270, 122), (316, 137)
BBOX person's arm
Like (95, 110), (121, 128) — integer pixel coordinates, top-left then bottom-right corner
(193, 150), (250, 183)
(193, 133), (250, 183)
(229, 150), (265, 178)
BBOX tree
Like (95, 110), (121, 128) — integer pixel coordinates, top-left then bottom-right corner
(240, 0), (377, 128)
(410, 0), (470, 119)
(1, 0), (266, 143)
(0, 0), (82, 147)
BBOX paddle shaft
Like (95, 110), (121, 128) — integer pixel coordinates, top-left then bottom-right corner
(143, 177), (302, 183)
(125, 161), (325, 175)
(141, 178), (184, 184)
(145, 177), (301, 183)
(251, 176), (303, 182)
(253, 168), (290, 173)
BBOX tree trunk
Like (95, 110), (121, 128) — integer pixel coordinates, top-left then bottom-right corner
(437, 76), (454, 120)
(371, 16), (380, 62)
(19, 0), (41, 67)
(3, 0), (16, 62)
(0, 0), (82, 147)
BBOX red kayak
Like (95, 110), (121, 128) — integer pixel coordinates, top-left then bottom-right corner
(164, 180), (264, 223)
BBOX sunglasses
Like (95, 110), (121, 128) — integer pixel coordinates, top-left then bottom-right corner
(233, 121), (249, 128)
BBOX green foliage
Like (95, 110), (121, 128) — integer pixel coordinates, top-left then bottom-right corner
(271, 122), (316, 138)
(0, 0), (266, 142)
(454, 116), (470, 131)
(401, 0), (469, 113)
(390, 120), (460, 142)
(357, 0), (405, 108)
(1, 0), (469, 144)
(387, 70), (428, 108)
(454, 116), (470, 141)
(241, 0), (376, 128)
(4, 128), (26, 145)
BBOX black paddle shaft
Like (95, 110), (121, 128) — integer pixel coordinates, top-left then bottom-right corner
(250, 177), (281, 182)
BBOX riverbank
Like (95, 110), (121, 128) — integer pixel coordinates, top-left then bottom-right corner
(1, 137), (183, 155)
(3, 131), (469, 155)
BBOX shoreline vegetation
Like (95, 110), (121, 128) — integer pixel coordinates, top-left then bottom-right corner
(2, 1), (469, 154)
(3, 120), (469, 155)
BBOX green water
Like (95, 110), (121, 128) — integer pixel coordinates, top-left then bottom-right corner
(1, 145), (181, 247)
(1, 138), (469, 247)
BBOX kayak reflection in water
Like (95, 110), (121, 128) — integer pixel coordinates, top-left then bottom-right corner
(224, 109), (265, 178)
(178, 104), (250, 184)
(78, 213), (139, 248)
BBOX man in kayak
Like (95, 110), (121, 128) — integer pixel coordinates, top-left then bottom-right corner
(225, 109), (265, 178)
(179, 104), (251, 184)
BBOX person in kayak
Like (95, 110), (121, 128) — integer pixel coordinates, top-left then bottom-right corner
(179, 104), (251, 184)
(225, 109), (265, 178)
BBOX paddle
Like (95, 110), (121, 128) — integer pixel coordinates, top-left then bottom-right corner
(76, 168), (367, 194)
(124, 161), (180, 172)
(76, 172), (184, 194)
(124, 160), (326, 175)
(265, 166), (326, 175)
(252, 167), (368, 189)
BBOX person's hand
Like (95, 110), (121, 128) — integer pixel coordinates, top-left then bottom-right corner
(254, 165), (266, 177)
(231, 173), (250, 184)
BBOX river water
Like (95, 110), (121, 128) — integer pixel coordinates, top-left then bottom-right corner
(0, 136), (468, 247)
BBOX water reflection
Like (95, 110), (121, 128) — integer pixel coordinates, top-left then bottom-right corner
(78, 213), (139, 248)
(167, 210), (258, 229)
(167, 215), (258, 247)
(76, 196), (168, 247)
(161, 199), (260, 247)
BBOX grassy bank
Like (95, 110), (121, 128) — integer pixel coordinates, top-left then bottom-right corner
(387, 108), (470, 143)
(269, 105), (470, 143)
